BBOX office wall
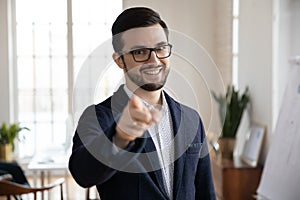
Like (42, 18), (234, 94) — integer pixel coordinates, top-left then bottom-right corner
(238, 0), (273, 163)
(238, 0), (300, 163)
(123, 0), (216, 57)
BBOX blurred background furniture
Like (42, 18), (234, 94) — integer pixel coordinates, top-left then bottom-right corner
(211, 156), (263, 200)
(0, 163), (64, 200)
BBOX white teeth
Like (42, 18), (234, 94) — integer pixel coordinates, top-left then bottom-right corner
(143, 67), (162, 75)
(145, 69), (160, 75)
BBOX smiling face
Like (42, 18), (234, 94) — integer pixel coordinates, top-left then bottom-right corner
(114, 24), (171, 92)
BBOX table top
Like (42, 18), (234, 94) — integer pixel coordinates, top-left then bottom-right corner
(27, 146), (69, 171)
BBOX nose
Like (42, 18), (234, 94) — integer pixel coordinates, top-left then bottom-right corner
(147, 50), (160, 64)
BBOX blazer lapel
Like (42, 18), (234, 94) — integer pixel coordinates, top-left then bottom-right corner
(143, 132), (169, 199)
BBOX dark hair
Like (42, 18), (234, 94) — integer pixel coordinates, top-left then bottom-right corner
(111, 7), (169, 52)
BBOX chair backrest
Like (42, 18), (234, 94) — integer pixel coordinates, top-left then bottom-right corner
(0, 174), (12, 181)
(0, 174), (64, 200)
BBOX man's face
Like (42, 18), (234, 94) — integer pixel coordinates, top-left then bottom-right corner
(119, 24), (170, 91)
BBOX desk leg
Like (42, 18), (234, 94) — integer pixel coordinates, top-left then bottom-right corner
(41, 171), (45, 200)
(40, 170), (45, 186)
(32, 171), (37, 187)
(48, 171), (51, 184)
(48, 171), (52, 200)
(65, 169), (69, 199)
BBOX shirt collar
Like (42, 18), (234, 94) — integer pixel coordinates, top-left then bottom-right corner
(123, 85), (168, 113)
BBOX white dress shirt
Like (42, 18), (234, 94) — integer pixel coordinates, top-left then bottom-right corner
(123, 85), (174, 199)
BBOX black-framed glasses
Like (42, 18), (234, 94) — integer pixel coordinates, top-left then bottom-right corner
(125, 44), (172, 62)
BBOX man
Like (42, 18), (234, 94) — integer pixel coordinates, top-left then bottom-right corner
(69, 7), (216, 200)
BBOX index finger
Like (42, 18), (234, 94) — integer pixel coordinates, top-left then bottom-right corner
(130, 95), (144, 109)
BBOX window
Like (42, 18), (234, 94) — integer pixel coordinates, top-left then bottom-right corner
(15, 0), (122, 157)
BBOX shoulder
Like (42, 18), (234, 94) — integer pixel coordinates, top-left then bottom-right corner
(95, 96), (112, 110)
(94, 84), (128, 114)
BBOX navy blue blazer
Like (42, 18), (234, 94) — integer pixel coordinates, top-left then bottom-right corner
(69, 85), (216, 200)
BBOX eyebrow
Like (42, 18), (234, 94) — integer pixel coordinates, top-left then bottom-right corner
(129, 41), (168, 50)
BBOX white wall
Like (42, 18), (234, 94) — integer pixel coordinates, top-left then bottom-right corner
(238, 0), (274, 163)
(123, 0), (215, 56)
(238, 0), (300, 164)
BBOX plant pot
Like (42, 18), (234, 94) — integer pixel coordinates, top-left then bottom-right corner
(218, 138), (236, 160)
(0, 144), (12, 161)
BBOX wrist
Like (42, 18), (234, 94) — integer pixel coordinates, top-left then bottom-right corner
(114, 126), (135, 148)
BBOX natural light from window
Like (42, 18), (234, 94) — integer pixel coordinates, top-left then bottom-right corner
(15, 0), (122, 158)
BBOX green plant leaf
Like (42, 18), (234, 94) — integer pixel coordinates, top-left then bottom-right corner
(212, 85), (250, 138)
(0, 122), (30, 151)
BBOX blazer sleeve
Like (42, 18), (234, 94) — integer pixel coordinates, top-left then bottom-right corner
(68, 105), (146, 188)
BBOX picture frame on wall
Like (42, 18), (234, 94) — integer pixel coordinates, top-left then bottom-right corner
(241, 122), (266, 167)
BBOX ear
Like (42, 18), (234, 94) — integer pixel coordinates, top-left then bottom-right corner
(112, 53), (124, 69)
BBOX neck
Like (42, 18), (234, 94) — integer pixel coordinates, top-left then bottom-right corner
(126, 83), (162, 105)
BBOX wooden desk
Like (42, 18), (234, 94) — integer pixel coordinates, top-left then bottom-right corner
(211, 156), (263, 200)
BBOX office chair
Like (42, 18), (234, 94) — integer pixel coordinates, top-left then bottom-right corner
(0, 162), (65, 200)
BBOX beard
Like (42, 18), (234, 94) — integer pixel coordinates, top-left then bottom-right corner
(124, 64), (169, 91)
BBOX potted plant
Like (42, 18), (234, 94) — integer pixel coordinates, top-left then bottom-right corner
(212, 85), (250, 159)
(0, 122), (29, 161)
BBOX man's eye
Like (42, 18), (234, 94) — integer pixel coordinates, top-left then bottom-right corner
(133, 49), (148, 55)
(156, 45), (168, 51)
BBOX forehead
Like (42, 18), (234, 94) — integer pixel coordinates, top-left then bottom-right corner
(121, 24), (168, 51)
